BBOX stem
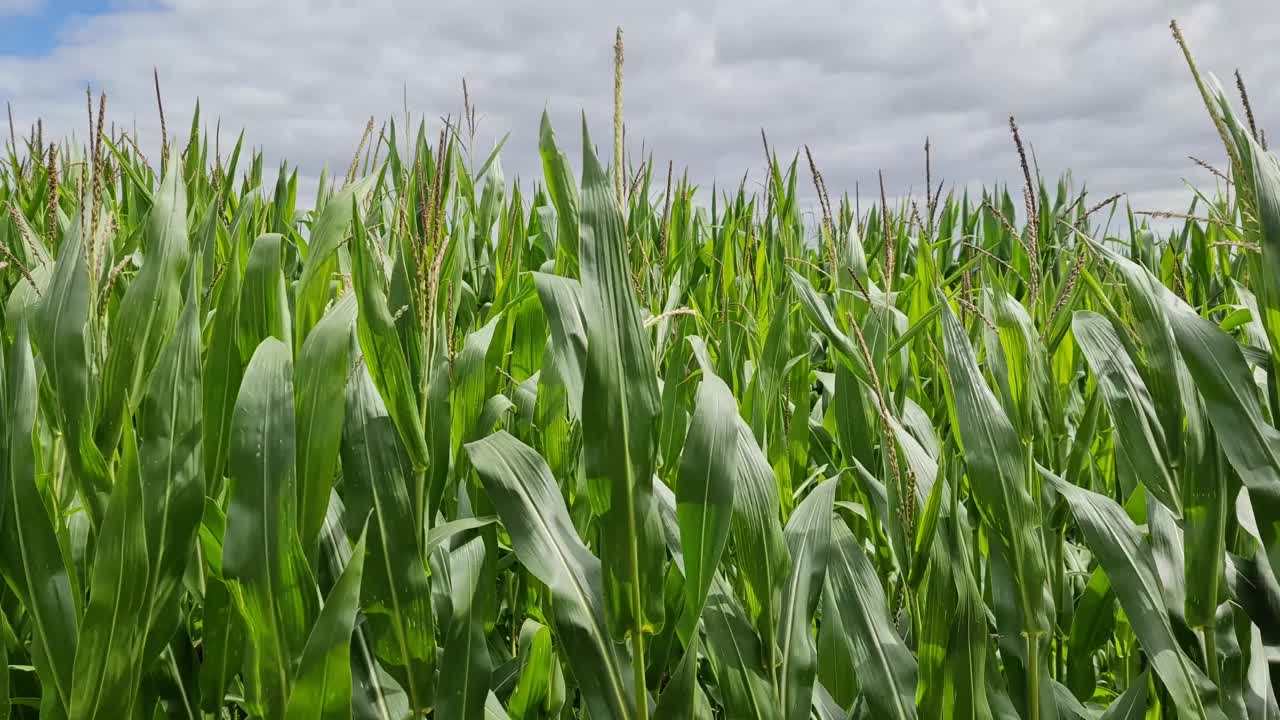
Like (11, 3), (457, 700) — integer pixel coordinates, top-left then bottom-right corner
(1053, 531), (1065, 681)
(1022, 437), (1047, 720)
(1202, 625), (1220, 687)
(613, 27), (625, 205)
(623, 437), (648, 719)
(1026, 633), (1042, 720)
(633, 626), (649, 720)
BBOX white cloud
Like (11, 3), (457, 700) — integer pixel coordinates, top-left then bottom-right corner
(2, 0), (1278, 218)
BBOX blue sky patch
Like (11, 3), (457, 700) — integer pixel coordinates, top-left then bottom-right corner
(0, 0), (113, 58)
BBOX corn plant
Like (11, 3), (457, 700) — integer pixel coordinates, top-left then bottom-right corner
(1, 20), (1279, 720)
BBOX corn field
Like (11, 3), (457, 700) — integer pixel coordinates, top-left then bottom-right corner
(1, 22), (1279, 720)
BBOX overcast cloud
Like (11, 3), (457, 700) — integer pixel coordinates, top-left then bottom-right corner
(2, 0), (1279, 219)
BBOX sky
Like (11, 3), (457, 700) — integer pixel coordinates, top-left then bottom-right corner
(2, 0), (1279, 221)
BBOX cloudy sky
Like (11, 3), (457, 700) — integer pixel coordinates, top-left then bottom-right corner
(2, 0), (1279, 218)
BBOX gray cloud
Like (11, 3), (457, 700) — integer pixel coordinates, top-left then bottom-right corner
(2, 0), (1278, 219)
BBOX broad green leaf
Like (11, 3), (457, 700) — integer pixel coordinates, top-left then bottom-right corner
(729, 417), (791, 667)
(237, 232), (291, 363)
(918, 510), (993, 720)
(198, 576), (243, 714)
(348, 203), (430, 469)
(538, 112), (580, 275)
(203, 244), (245, 493)
(1090, 243), (1202, 479)
(223, 338), (317, 719)
(1066, 567), (1115, 700)
(340, 363), (436, 713)
(1072, 311), (1179, 515)
(1242, 116), (1280, 386)
(702, 578), (780, 720)
(0, 606), (7, 720)
(786, 268), (857, 368)
(69, 395), (149, 720)
(284, 527), (368, 720)
(435, 532), (491, 719)
(676, 365), (739, 635)
(97, 146), (188, 457)
(1244, 622), (1279, 720)
(1098, 672), (1148, 720)
(531, 272), (587, 421)
(1042, 468), (1228, 720)
(316, 494), (408, 720)
(466, 431), (638, 720)
(295, 294), (357, 553)
(507, 619), (563, 720)
(826, 521), (917, 720)
(34, 205), (110, 516)
(0, 322), (79, 715)
(1168, 304), (1280, 592)
(451, 316), (500, 451)
(577, 123), (666, 642)
(1182, 431), (1227, 629)
(138, 288), (205, 658)
(653, 634), (711, 720)
(425, 345), (452, 522)
(939, 298), (1052, 715)
(425, 516), (499, 555)
(294, 178), (371, 348)
(777, 477), (837, 720)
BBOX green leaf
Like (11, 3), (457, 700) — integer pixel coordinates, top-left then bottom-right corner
(451, 317), (500, 451)
(531, 272), (587, 421)
(465, 431), (638, 720)
(728, 418), (790, 668)
(1041, 468), (1227, 720)
(348, 203), (429, 470)
(939, 298), (1052, 715)
(223, 338), (317, 719)
(701, 578), (779, 720)
(69, 392), (149, 720)
(198, 575), (244, 714)
(1098, 672), (1148, 720)
(424, 346), (452, 523)
(577, 123), (666, 645)
(0, 607), (7, 720)
(203, 244), (245, 493)
(1167, 303), (1280, 601)
(34, 205), (110, 517)
(340, 363), (436, 713)
(435, 532), (491, 719)
(675, 364), (739, 635)
(137, 288), (206, 658)
(507, 619), (561, 720)
(1090, 243), (1202, 475)
(1072, 311), (1179, 515)
(237, 233), (291, 364)
(538, 112), (580, 275)
(1181, 429), (1228, 629)
(97, 146), (189, 457)
(1066, 567), (1115, 700)
(777, 477), (837, 720)
(1244, 622), (1279, 720)
(284, 526), (368, 720)
(653, 634), (712, 720)
(316, 494), (408, 720)
(825, 521), (918, 720)
(0, 322), (79, 715)
(1242, 119), (1280, 385)
(295, 294), (357, 553)
(294, 179), (371, 349)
